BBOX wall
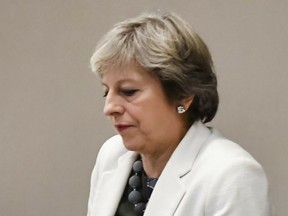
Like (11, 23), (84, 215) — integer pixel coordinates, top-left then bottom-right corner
(0, 0), (287, 215)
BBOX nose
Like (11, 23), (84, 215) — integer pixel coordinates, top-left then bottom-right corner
(103, 92), (124, 116)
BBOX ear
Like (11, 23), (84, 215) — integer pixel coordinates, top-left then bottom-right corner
(179, 96), (194, 111)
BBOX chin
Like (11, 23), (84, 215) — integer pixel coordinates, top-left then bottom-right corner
(123, 143), (139, 152)
(122, 139), (143, 152)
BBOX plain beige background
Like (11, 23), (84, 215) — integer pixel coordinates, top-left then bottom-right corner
(0, 0), (287, 215)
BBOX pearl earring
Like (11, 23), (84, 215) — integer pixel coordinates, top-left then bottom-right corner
(177, 105), (186, 114)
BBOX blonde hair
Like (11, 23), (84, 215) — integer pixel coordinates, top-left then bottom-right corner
(90, 12), (218, 124)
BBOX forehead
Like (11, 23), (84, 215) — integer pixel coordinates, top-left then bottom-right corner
(101, 63), (155, 84)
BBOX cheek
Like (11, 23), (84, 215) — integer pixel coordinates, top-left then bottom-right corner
(127, 93), (175, 126)
(141, 105), (175, 128)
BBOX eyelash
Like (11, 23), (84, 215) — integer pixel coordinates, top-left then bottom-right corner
(102, 89), (138, 98)
(121, 89), (138, 96)
(103, 91), (108, 98)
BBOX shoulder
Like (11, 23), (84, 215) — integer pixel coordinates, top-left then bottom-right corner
(191, 128), (270, 214)
(198, 128), (263, 169)
(193, 127), (266, 180)
(95, 135), (129, 171)
(98, 135), (126, 158)
(188, 125), (268, 191)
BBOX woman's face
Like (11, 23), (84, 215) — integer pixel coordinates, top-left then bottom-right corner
(101, 64), (189, 156)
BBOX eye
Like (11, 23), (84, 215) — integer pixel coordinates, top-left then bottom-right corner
(121, 89), (138, 97)
(103, 91), (108, 98)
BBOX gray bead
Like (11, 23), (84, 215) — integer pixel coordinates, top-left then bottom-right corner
(128, 190), (142, 204)
(134, 202), (146, 215)
(133, 160), (143, 173)
(129, 175), (141, 188)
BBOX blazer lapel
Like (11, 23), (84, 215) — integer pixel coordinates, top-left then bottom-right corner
(144, 121), (211, 216)
(93, 151), (138, 216)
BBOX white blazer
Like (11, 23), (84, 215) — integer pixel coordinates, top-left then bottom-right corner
(87, 121), (270, 216)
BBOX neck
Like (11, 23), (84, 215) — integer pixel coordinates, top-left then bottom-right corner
(140, 127), (188, 178)
(140, 153), (169, 178)
(140, 120), (188, 178)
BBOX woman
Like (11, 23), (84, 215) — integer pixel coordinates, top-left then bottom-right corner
(87, 12), (270, 216)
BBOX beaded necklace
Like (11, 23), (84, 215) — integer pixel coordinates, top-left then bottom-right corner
(128, 159), (158, 216)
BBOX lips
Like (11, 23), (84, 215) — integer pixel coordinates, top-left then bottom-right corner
(115, 124), (133, 132)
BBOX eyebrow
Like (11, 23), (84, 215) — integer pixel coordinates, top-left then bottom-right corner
(101, 78), (138, 87)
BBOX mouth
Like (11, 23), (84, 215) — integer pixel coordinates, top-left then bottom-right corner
(115, 124), (133, 132)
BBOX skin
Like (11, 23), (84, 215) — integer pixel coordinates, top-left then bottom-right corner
(101, 63), (193, 178)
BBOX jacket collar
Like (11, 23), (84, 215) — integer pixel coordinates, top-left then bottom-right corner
(144, 121), (211, 215)
(92, 150), (138, 216)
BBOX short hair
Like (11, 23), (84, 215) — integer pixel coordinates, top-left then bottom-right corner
(90, 12), (219, 124)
